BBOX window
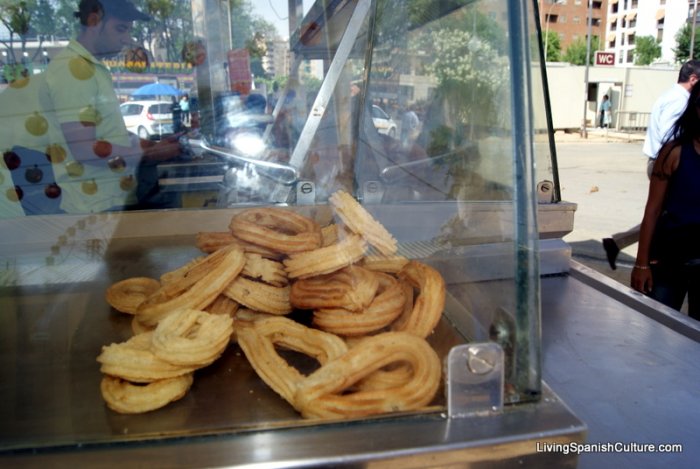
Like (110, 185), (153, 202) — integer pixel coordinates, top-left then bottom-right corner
(573, 16), (581, 24)
(627, 33), (635, 45)
(120, 104), (143, 116)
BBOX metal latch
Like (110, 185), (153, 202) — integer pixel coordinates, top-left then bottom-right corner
(446, 342), (504, 418)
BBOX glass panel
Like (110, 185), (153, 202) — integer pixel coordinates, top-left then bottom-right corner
(0, 0), (545, 452)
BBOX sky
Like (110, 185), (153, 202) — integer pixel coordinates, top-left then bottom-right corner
(251, 0), (314, 39)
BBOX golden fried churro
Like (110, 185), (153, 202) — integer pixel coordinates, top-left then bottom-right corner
(223, 276), (292, 315)
(106, 277), (161, 314)
(393, 261), (445, 338)
(283, 234), (367, 279)
(100, 373), (193, 414)
(294, 332), (441, 419)
(151, 309), (233, 367)
(229, 207), (322, 254)
(290, 265), (378, 312)
(329, 190), (397, 256)
(312, 272), (406, 336)
(237, 317), (348, 405)
(137, 244), (245, 326)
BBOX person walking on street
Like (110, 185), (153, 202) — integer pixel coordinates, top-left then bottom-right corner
(631, 81), (700, 320)
(602, 60), (700, 269)
(179, 94), (190, 126)
(599, 94), (612, 128)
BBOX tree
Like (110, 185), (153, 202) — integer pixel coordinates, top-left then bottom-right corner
(633, 36), (661, 66)
(673, 23), (696, 63)
(0, 0), (55, 80)
(563, 36), (599, 65)
(542, 30), (561, 62)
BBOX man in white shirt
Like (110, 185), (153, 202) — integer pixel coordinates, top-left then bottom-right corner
(603, 60), (700, 269)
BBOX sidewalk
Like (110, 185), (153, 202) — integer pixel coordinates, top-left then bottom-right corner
(553, 127), (646, 144)
(553, 130), (646, 289)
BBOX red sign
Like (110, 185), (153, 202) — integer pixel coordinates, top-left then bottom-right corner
(227, 49), (252, 95)
(595, 51), (616, 66)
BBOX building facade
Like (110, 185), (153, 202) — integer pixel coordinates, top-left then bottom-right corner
(543, 0), (695, 66)
(540, 0), (607, 55)
(605, 0), (691, 65)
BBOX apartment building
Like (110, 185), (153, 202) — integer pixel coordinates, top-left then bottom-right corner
(606, 0), (691, 65)
(540, 0), (607, 53)
(543, 0), (695, 66)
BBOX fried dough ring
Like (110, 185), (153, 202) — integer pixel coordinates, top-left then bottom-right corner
(294, 332), (441, 419)
(131, 316), (155, 335)
(137, 244), (246, 326)
(223, 276), (292, 315)
(106, 277), (161, 314)
(329, 190), (397, 256)
(229, 207), (322, 254)
(151, 309), (233, 367)
(97, 332), (196, 383)
(242, 253), (288, 287)
(195, 231), (236, 253)
(196, 231), (282, 259)
(361, 254), (409, 274)
(100, 374), (194, 414)
(290, 265), (378, 312)
(392, 261), (445, 338)
(160, 255), (206, 287)
(283, 234), (367, 279)
(205, 294), (240, 317)
(320, 223), (339, 246)
(312, 272), (406, 336)
(237, 317), (348, 405)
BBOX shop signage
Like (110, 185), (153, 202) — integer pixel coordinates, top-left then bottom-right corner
(595, 51), (615, 66)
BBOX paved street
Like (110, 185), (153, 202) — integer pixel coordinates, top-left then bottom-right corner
(553, 130), (647, 288)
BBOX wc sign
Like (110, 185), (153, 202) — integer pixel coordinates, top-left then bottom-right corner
(595, 51), (616, 66)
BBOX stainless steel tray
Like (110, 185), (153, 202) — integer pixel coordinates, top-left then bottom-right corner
(0, 232), (466, 452)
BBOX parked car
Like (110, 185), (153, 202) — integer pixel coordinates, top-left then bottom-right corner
(120, 100), (174, 139)
(371, 104), (397, 137)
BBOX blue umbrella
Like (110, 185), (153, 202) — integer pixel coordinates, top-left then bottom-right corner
(132, 82), (183, 97)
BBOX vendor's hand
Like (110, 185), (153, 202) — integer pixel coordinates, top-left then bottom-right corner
(142, 133), (184, 162)
(631, 267), (653, 294)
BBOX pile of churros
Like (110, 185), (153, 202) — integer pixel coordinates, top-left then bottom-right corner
(97, 190), (447, 418)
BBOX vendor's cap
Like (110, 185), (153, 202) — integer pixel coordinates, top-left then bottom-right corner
(75, 0), (151, 23)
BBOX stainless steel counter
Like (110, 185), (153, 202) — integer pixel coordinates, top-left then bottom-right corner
(541, 262), (700, 468)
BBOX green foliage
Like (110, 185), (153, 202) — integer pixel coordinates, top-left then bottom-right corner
(563, 36), (599, 65)
(673, 23), (697, 63)
(633, 36), (661, 66)
(542, 30), (561, 62)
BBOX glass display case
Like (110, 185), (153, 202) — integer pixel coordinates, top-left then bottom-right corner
(0, 0), (583, 466)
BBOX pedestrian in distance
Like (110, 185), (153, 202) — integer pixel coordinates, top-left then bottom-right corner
(602, 60), (700, 269)
(599, 94), (611, 128)
(179, 94), (190, 126)
(631, 80), (700, 320)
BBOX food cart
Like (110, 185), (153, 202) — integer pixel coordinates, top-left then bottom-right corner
(7, 0), (697, 467)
